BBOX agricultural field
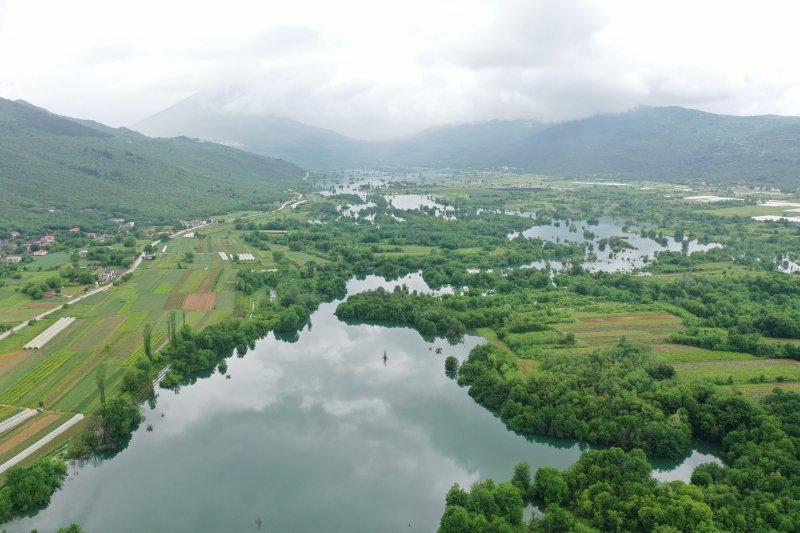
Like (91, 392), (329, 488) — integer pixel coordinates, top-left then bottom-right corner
(0, 198), (313, 468)
(555, 310), (684, 352)
(538, 305), (800, 395)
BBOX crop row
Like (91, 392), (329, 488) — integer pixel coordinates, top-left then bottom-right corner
(122, 332), (165, 367)
(0, 351), (74, 404)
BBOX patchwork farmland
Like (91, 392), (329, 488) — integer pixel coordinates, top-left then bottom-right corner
(546, 305), (800, 395)
(0, 200), (320, 469)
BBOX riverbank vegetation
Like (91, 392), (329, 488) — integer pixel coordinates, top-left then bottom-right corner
(440, 387), (800, 531)
(3, 173), (800, 528)
(0, 458), (67, 523)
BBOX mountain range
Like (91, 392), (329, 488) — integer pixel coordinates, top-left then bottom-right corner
(135, 94), (800, 189)
(0, 98), (305, 233)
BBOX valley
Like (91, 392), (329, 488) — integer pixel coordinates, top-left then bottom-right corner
(3, 3), (800, 530)
(2, 161), (800, 530)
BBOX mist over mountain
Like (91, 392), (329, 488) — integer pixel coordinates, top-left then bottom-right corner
(134, 94), (371, 169)
(135, 95), (800, 189)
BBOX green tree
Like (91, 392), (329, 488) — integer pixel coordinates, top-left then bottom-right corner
(532, 466), (568, 505)
(0, 459), (68, 522)
(511, 462), (530, 495)
(438, 505), (471, 533)
(537, 504), (576, 533)
(56, 525), (85, 533)
(167, 311), (178, 348)
(142, 323), (152, 360)
(95, 362), (107, 404)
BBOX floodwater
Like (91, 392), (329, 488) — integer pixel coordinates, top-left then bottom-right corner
(11, 276), (718, 532)
(384, 194), (455, 219)
(509, 218), (722, 273)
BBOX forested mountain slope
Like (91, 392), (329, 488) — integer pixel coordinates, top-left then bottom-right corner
(0, 98), (305, 233)
(498, 106), (800, 187)
(137, 95), (800, 189)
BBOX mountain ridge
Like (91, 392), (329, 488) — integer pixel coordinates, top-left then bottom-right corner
(0, 97), (306, 233)
(134, 96), (800, 189)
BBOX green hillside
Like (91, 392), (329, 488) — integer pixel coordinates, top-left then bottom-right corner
(135, 95), (800, 188)
(500, 106), (800, 188)
(0, 98), (306, 233)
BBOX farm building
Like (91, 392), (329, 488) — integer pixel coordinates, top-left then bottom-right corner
(97, 270), (117, 283)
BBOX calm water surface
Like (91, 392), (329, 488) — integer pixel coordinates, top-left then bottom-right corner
(12, 277), (717, 532)
(510, 218), (722, 273)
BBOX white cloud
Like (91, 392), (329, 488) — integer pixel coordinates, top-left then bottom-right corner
(0, 0), (799, 138)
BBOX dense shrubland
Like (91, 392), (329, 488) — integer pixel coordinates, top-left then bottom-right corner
(440, 388), (800, 532)
(0, 459), (67, 523)
(459, 341), (693, 458)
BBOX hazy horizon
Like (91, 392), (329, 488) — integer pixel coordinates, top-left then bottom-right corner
(2, 0), (800, 138)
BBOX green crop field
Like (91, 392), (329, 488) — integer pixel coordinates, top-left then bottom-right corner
(28, 252), (71, 270)
(672, 359), (800, 385)
(0, 290), (61, 324)
(538, 306), (800, 395)
(0, 200), (293, 466)
(650, 346), (756, 363)
(0, 406), (22, 422)
(374, 245), (434, 256)
(0, 413), (72, 464)
(554, 311), (684, 349)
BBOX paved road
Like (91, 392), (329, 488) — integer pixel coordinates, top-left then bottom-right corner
(272, 192), (304, 214)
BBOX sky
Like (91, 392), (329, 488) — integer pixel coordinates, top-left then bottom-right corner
(1, 0), (799, 139)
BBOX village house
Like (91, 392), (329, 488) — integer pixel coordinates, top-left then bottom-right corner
(5, 256), (22, 264)
(78, 249), (88, 259)
(97, 270), (117, 283)
(41, 235), (55, 244)
(69, 227), (81, 233)
(32, 250), (48, 256)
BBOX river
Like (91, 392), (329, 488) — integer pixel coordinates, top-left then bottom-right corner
(11, 275), (718, 532)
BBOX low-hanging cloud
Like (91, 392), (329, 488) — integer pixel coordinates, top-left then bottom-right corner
(1, 0), (799, 139)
